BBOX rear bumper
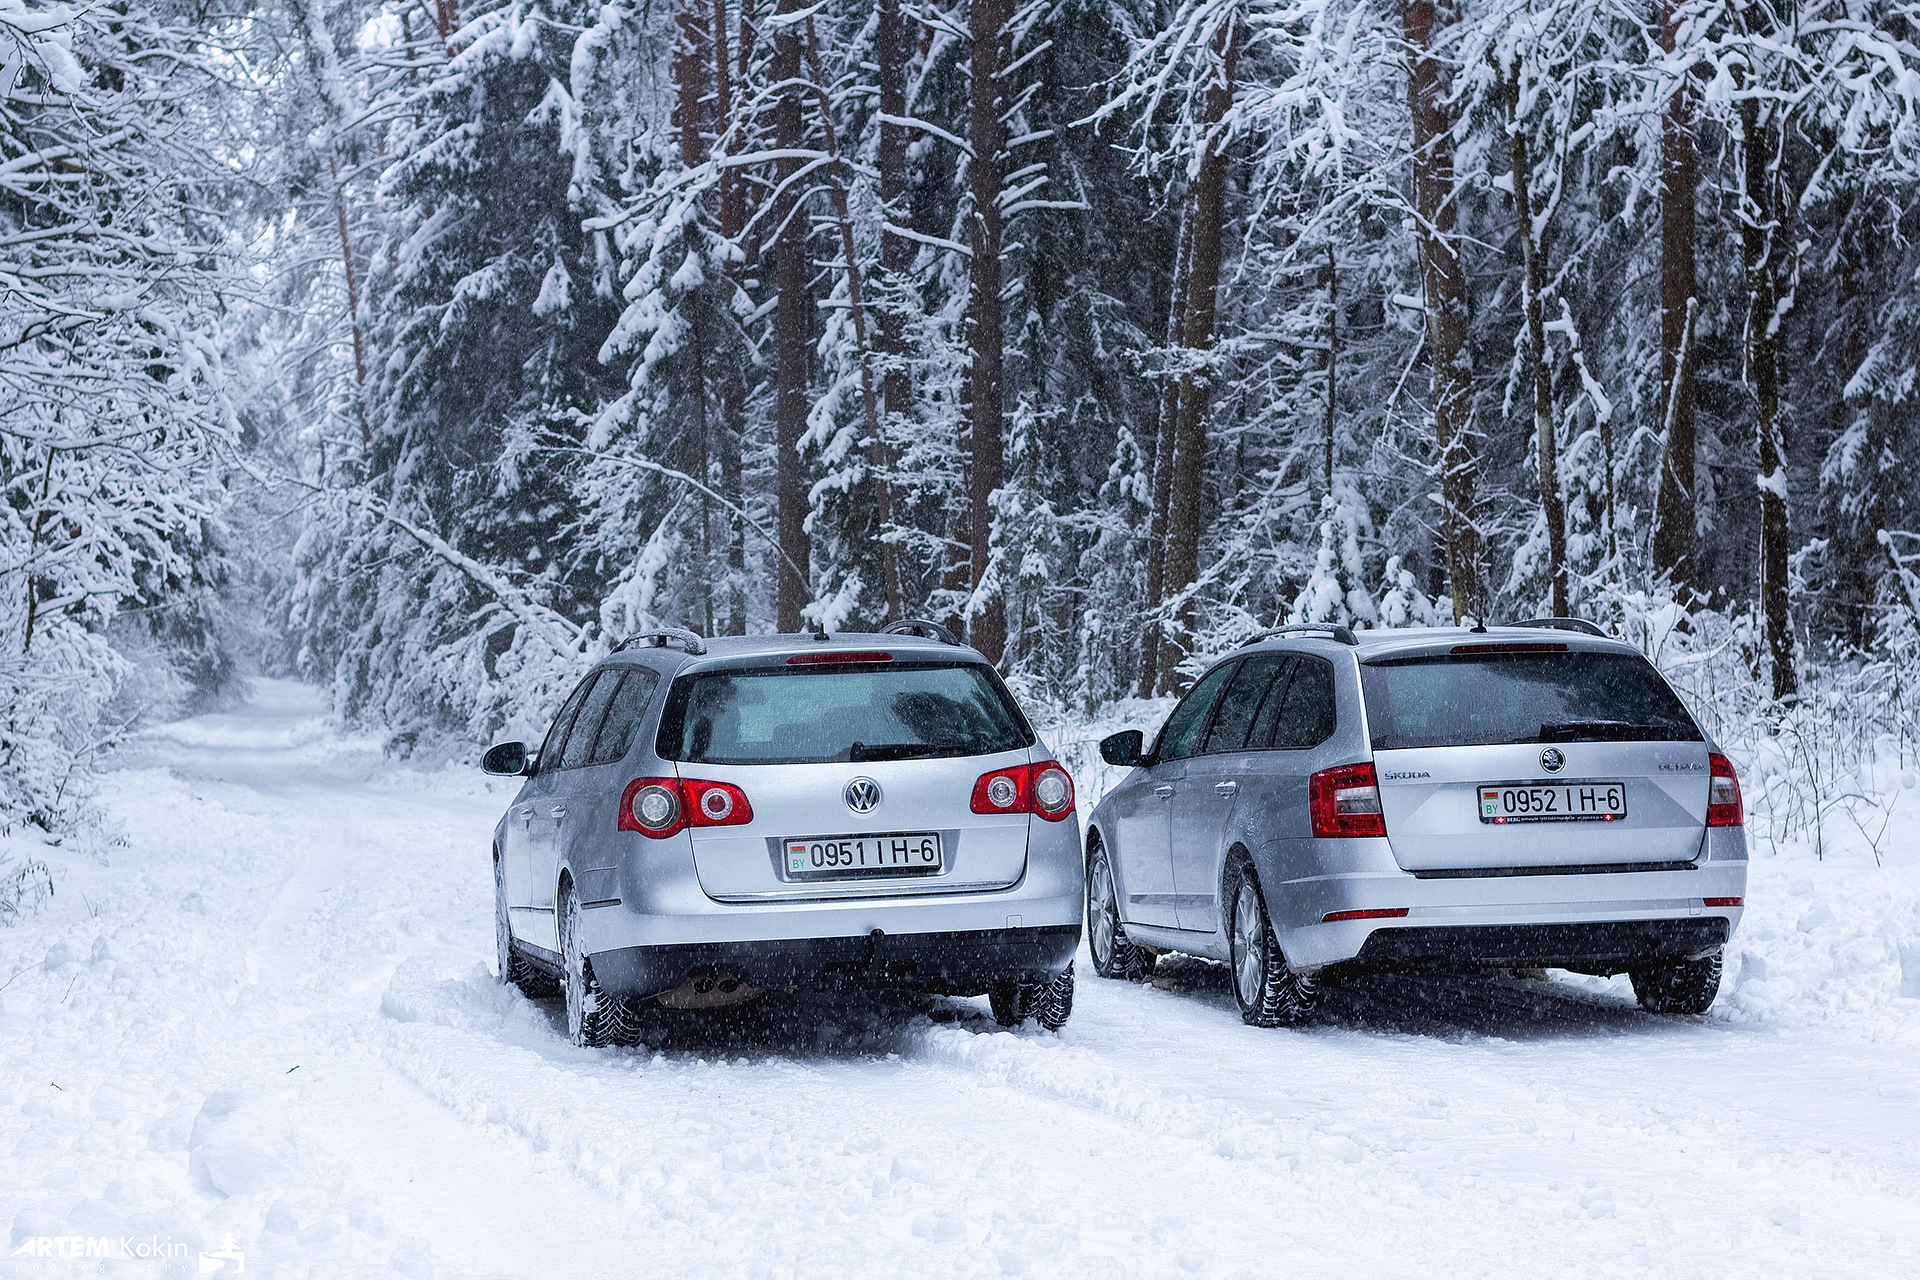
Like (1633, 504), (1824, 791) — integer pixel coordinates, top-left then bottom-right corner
(1349, 917), (1729, 973)
(573, 817), (1084, 957)
(1262, 826), (1748, 974)
(590, 924), (1079, 998)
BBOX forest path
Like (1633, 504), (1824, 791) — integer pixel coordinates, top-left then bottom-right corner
(0, 680), (1914, 1278)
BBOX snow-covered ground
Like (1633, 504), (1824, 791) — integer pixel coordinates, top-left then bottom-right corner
(3, 680), (1917, 1279)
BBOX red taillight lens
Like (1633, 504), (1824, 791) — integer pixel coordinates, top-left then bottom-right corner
(970, 763), (1076, 821)
(1310, 762), (1386, 838)
(973, 766), (1026, 813)
(619, 777), (684, 837)
(683, 779), (754, 827)
(1707, 753), (1743, 827)
(617, 778), (754, 837)
(1703, 897), (1743, 907)
(786, 651), (893, 665)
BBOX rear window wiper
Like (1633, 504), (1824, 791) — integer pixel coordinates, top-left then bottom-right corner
(847, 741), (954, 761)
(1534, 721), (1694, 743)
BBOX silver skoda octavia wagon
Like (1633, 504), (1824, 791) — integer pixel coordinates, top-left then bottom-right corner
(1086, 621), (1747, 1025)
(483, 623), (1082, 1045)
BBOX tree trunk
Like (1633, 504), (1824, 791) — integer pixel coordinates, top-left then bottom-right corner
(772, 0), (812, 632)
(677, 1), (714, 634)
(328, 149), (372, 454)
(1740, 82), (1795, 701)
(966, 0), (1011, 663)
(1406, 0), (1480, 623)
(1323, 239), (1336, 500)
(1138, 213), (1190, 699)
(1652, 0), (1698, 606)
(675, 2), (708, 168)
(874, 0), (910, 618)
(1159, 18), (1238, 691)
(713, 0), (747, 633)
(1503, 67), (1568, 617)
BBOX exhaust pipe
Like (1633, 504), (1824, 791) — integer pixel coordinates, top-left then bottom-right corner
(656, 966), (762, 1009)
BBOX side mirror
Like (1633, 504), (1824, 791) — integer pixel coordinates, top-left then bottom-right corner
(482, 741), (532, 777)
(1099, 729), (1145, 768)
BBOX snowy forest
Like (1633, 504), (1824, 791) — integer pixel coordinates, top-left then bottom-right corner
(7, 0), (1920, 828)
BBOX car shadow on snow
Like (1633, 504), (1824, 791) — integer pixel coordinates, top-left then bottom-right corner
(1147, 953), (1679, 1040)
(531, 987), (1003, 1059)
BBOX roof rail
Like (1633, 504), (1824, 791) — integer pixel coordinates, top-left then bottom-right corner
(1510, 617), (1607, 638)
(1242, 623), (1359, 648)
(881, 618), (962, 646)
(614, 625), (707, 655)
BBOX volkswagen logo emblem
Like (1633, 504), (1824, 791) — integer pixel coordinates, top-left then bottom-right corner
(1540, 747), (1566, 774)
(844, 777), (882, 813)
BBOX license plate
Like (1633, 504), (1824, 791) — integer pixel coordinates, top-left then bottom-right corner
(784, 832), (943, 878)
(1479, 782), (1627, 824)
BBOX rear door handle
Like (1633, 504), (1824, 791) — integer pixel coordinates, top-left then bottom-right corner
(518, 808), (532, 828)
(549, 805), (568, 820)
(1214, 781), (1238, 796)
(1153, 785), (1176, 799)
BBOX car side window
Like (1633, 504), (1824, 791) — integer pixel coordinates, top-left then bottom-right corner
(1267, 656), (1337, 749)
(558, 672), (622, 770)
(587, 668), (662, 765)
(1203, 653), (1291, 754)
(1246, 655), (1301, 749)
(1156, 662), (1237, 763)
(537, 675), (597, 769)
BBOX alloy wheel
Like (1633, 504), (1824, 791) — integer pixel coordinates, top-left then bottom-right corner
(1089, 847), (1117, 970)
(494, 859), (513, 985)
(1232, 882), (1265, 1008)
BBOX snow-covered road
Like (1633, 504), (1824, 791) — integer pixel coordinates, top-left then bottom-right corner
(3, 681), (1917, 1279)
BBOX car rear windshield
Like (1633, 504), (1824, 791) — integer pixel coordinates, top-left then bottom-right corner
(1359, 650), (1702, 751)
(658, 661), (1034, 765)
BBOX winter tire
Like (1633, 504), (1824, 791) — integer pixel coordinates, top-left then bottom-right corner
(1028, 963), (1074, 1031)
(560, 879), (629, 1047)
(495, 852), (557, 998)
(988, 982), (1026, 1027)
(988, 964), (1074, 1030)
(1630, 950), (1723, 1014)
(1087, 836), (1155, 983)
(1224, 858), (1318, 1028)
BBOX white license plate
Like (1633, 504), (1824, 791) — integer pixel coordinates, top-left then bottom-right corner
(1479, 782), (1627, 824)
(784, 832), (943, 878)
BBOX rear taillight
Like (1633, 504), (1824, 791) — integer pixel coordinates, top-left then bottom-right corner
(1310, 763), (1386, 838)
(619, 778), (753, 838)
(1707, 753), (1743, 827)
(620, 778), (684, 837)
(684, 779), (754, 827)
(970, 762), (1076, 821)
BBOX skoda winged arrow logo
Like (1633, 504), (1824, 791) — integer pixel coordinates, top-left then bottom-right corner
(844, 777), (882, 813)
(1540, 747), (1566, 774)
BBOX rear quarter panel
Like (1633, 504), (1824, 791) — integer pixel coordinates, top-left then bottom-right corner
(1227, 647), (1375, 950)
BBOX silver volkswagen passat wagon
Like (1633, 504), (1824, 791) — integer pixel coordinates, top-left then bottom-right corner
(1086, 621), (1747, 1026)
(483, 622), (1082, 1045)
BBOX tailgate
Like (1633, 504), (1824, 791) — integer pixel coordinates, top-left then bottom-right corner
(1374, 742), (1709, 871)
(681, 751), (1031, 901)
